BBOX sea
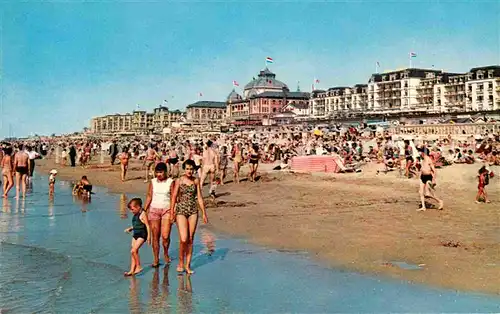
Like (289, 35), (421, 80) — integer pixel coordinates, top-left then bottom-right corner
(0, 175), (499, 313)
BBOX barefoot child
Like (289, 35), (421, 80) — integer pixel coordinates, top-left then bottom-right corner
(124, 198), (151, 276)
(476, 166), (492, 203)
(48, 169), (57, 196)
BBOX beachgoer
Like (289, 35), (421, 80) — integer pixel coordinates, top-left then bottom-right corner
(124, 198), (151, 276)
(170, 159), (208, 274)
(13, 144), (30, 199)
(231, 143), (243, 184)
(168, 145), (180, 178)
(27, 146), (40, 178)
(72, 175), (92, 198)
(476, 166), (492, 203)
(200, 140), (219, 197)
(418, 148), (444, 211)
(218, 146), (228, 185)
(144, 162), (174, 267)
(248, 144), (260, 182)
(119, 148), (131, 182)
(48, 169), (57, 196)
(144, 144), (159, 182)
(1, 146), (14, 198)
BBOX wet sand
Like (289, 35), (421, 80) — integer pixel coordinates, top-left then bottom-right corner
(36, 157), (500, 295)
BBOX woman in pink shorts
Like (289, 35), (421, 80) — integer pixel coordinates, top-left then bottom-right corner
(144, 162), (174, 267)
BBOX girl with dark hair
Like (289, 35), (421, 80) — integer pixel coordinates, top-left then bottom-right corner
(170, 159), (208, 274)
(1, 146), (14, 198)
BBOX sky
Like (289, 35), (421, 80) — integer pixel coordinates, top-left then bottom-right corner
(1, 1), (499, 138)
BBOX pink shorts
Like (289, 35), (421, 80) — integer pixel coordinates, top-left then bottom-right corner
(148, 207), (170, 221)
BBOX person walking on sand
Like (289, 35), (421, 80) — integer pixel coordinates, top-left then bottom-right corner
(124, 198), (151, 276)
(119, 147), (131, 182)
(200, 140), (218, 198)
(1, 146), (14, 198)
(170, 159), (208, 274)
(13, 144), (30, 199)
(144, 144), (159, 183)
(476, 166), (492, 203)
(248, 144), (260, 182)
(69, 144), (77, 167)
(231, 143), (243, 184)
(109, 140), (119, 166)
(418, 148), (444, 211)
(144, 162), (175, 267)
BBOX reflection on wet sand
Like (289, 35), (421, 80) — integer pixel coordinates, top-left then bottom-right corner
(2, 198), (11, 213)
(73, 195), (91, 213)
(177, 274), (193, 314)
(119, 194), (128, 219)
(15, 198), (25, 214)
(149, 265), (171, 313)
(200, 227), (216, 255)
(128, 277), (142, 314)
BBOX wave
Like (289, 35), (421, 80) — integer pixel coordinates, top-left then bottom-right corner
(0, 241), (125, 313)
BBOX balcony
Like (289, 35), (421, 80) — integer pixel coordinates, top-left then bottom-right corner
(476, 89), (484, 95)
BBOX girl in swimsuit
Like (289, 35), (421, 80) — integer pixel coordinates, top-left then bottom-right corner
(248, 145), (260, 182)
(231, 143), (243, 184)
(1, 146), (14, 198)
(219, 146), (228, 185)
(170, 159), (208, 274)
(168, 146), (180, 178)
(119, 148), (131, 182)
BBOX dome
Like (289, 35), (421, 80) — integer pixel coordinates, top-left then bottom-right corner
(244, 67), (288, 93)
(226, 89), (242, 102)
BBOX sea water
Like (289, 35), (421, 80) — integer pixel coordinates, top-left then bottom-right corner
(0, 176), (499, 313)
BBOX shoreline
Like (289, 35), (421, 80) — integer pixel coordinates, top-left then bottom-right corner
(35, 158), (500, 295)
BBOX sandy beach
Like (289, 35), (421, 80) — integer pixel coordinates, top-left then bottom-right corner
(36, 157), (499, 295)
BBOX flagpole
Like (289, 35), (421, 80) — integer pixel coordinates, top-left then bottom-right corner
(409, 53), (412, 69)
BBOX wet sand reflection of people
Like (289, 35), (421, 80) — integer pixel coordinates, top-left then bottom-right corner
(200, 227), (216, 256)
(149, 265), (171, 313)
(2, 198), (11, 213)
(15, 198), (25, 214)
(119, 194), (128, 219)
(177, 274), (193, 314)
(128, 276), (142, 314)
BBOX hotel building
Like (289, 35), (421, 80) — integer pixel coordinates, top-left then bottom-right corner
(310, 65), (500, 118)
(226, 68), (310, 125)
(90, 106), (184, 135)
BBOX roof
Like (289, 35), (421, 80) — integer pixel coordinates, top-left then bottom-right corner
(227, 89), (243, 102)
(186, 101), (226, 109)
(369, 68), (444, 83)
(244, 67), (288, 91)
(252, 91), (310, 99)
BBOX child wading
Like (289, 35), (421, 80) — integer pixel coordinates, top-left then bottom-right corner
(48, 169), (57, 196)
(476, 166), (493, 203)
(124, 198), (151, 276)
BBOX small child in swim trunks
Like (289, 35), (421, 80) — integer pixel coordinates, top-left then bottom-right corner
(124, 198), (151, 276)
(48, 169), (57, 195)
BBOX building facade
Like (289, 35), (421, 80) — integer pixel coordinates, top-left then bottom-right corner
(226, 68), (310, 125)
(185, 101), (227, 125)
(90, 106), (185, 135)
(310, 65), (500, 118)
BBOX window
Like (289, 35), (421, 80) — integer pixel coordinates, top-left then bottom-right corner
(272, 108), (277, 113)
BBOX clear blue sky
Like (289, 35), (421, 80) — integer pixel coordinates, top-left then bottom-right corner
(1, 1), (499, 138)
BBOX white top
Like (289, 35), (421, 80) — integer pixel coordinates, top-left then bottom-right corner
(150, 177), (173, 209)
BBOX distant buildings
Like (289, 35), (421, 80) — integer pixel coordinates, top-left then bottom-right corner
(310, 65), (500, 118)
(90, 106), (184, 135)
(90, 64), (500, 135)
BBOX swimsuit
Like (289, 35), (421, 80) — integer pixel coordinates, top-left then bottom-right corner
(249, 154), (259, 165)
(16, 166), (28, 175)
(132, 211), (148, 240)
(420, 174), (433, 184)
(168, 157), (179, 165)
(175, 183), (198, 217)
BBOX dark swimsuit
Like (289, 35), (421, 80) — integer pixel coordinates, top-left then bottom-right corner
(249, 154), (259, 165)
(132, 211), (148, 240)
(420, 174), (433, 184)
(16, 166), (28, 175)
(168, 157), (179, 165)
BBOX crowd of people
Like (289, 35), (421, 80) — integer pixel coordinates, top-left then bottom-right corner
(0, 123), (498, 275)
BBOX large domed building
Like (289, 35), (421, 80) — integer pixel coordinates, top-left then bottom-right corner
(226, 68), (310, 125)
(243, 68), (289, 98)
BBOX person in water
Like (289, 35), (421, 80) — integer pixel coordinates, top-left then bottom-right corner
(170, 159), (208, 274)
(48, 169), (57, 196)
(124, 198), (151, 276)
(72, 175), (92, 198)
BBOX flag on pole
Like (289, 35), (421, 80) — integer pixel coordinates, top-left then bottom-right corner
(410, 52), (417, 58)
(232, 80), (239, 87)
(376, 61), (380, 67)
(136, 104), (140, 110)
(198, 92), (203, 97)
(314, 78), (320, 84)
(265, 57), (274, 64)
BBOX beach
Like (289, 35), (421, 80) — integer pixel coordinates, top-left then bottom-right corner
(36, 157), (500, 295)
